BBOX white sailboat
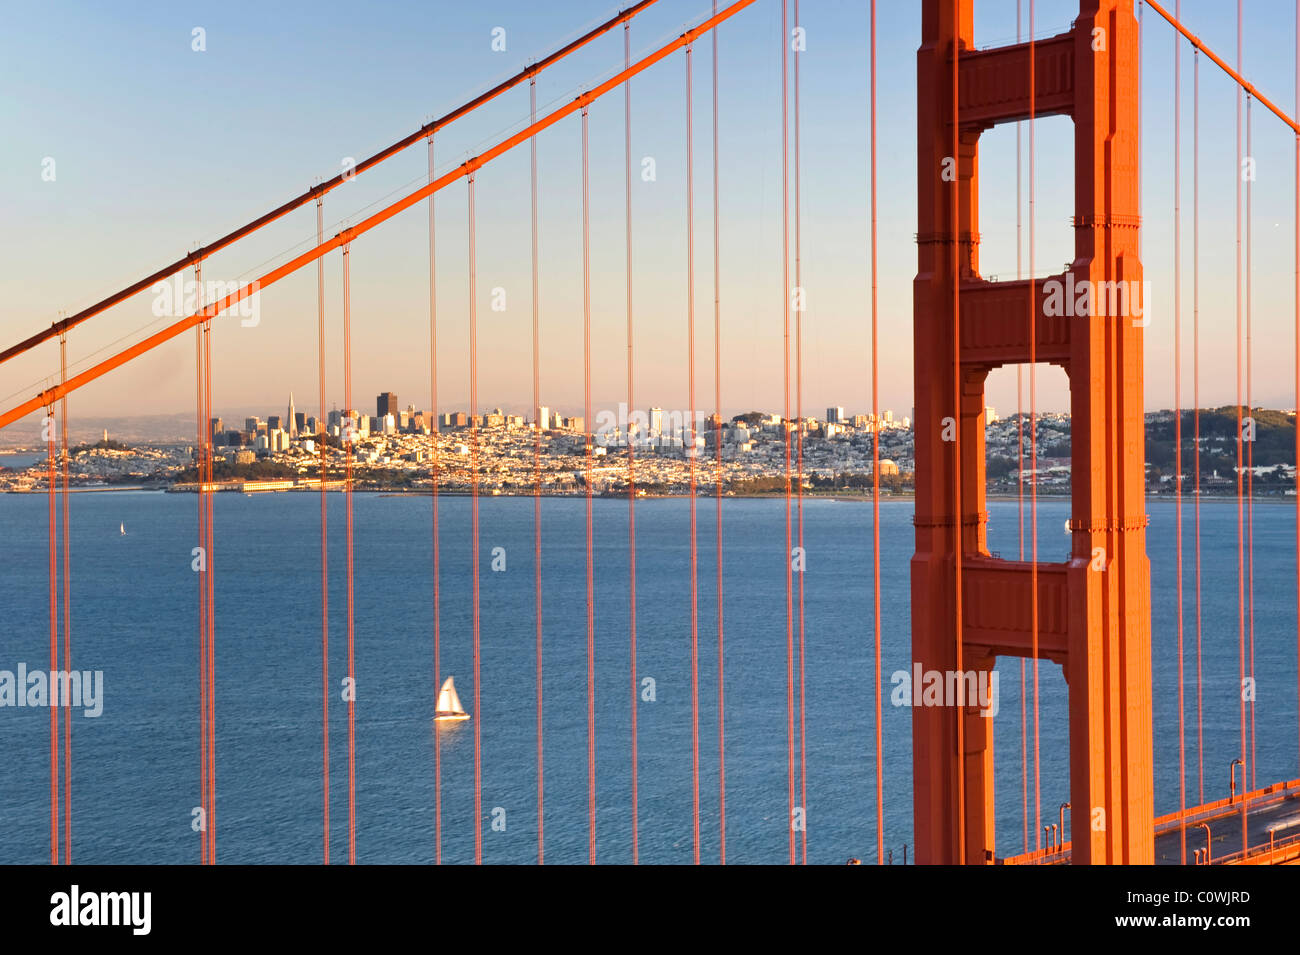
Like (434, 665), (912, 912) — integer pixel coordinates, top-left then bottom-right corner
(434, 676), (470, 722)
(119, 522), (126, 536)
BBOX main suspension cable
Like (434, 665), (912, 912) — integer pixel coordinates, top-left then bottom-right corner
(0, 1), (666, 368)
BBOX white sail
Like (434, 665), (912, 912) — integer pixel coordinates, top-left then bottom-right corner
(436, 676), (467, 716)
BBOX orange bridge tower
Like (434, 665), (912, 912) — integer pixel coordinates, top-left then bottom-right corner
(912, 0), (1152, 864)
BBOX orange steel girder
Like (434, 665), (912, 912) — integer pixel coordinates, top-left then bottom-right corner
(913, 0), (1152, 864)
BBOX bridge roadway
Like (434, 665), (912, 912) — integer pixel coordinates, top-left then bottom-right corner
(998, 778), (1300, 865)
(1153, 778), (1300, 865)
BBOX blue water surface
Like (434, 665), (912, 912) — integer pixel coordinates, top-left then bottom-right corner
(0, 491), (1294, 864)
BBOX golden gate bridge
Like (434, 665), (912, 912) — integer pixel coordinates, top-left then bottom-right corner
(2, 0), (1300, 866)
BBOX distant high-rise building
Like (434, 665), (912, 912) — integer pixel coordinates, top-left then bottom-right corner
(245, 416), (260, 433)
(267, 415), (282, 431)
(827, 406), (845, 424)
(536, 406), (551, 430)
(377, 392), (399, 419)
(209, 417), (223, 440)
(295, 412), (308, 434)
(649, 407), (663, 436)
(984, 406), (998, 424)
(288, 393), (296, 435)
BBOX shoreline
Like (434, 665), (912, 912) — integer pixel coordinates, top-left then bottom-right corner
(4, 485), (1291, 505)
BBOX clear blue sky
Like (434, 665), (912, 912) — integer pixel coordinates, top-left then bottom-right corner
(1, 0), (1297, 428)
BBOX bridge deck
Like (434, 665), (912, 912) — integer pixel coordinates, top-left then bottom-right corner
(999, 777), (1300, 865)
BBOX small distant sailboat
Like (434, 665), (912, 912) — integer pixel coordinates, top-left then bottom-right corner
(434, 676), (470, 722)
(119, 522), (126, 536)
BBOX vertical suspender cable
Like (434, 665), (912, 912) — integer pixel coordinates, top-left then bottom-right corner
(712, 0), (727, 865)
(1029, 0), (1041, 852)
(428, 137), (443, 866)
(1236, 0), (1248, 854)
(59, 333), (71, 863)
(870, 0), (884, 866)
(686, 41), (702, 866)
(953, 0), (967, 864)
(196, 261), (212, 865)
(1194, 48), (1204, 806)
(621, 24), (637, 873)
(203, 296), (216, 864)
(468, 172), (483, 865)
(1174, 3), (1186, 866)
(531, 77), (546, 867)
(581, 106), (597, 866)
(316, 195), (330, 866)
(793, 0), (808, 867)
(1016, 0), (1029, 859)
(193, 268), (208, 866)
(781, 0), (796, 867)
(1295, 0), (1300, 784)
(342, 243), (356, 865)
(1246, 94), (1256, 791)
(46, 392), (57, 866)
(624, 24), (639, 868)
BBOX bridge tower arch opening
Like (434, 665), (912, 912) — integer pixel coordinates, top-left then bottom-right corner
(913, 0), (1152, 864)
